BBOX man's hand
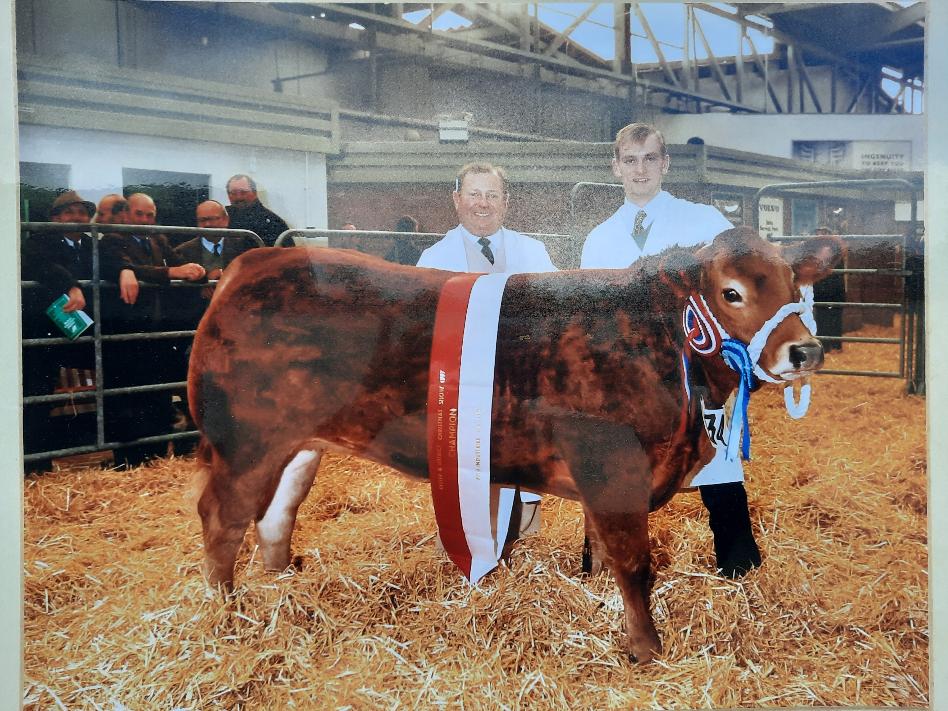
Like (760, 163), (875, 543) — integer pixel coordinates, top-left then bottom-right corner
(63, 286), (86, 313)
(119, 268), (140, 305)
(206, 267), (223, 282)
(169, 263), (206, 281)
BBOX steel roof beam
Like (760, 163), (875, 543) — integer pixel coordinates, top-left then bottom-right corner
(795, 48), (823, 113)
(845, 2), (925, 52)
(221, 2), (762, 112)
(745, 32), (783, 113)
(633, 3), (682, 88)
(695, 3), (896, 78)
(693, 10), (733, 101)
(542, 3), (598, 58)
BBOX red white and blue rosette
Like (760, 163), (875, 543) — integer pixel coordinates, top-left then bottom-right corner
(682, 294), (723, 357)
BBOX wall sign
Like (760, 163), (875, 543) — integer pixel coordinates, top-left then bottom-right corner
(758, 196), (784, 239)
(850, 141), (912, 171)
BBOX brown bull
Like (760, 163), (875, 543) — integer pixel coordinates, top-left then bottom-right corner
(189, 226), (843, 662)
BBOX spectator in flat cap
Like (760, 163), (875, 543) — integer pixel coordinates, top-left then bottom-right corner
(23, 190), (96, 314)
(21, 190), (97, 469)
(225, 174), (290, 247)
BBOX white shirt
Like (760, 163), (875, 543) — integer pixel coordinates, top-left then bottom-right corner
(417, 224), (556, 274)
(580, 191), (733, 268)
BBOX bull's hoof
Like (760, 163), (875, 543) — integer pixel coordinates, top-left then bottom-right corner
(204, 574), (235, 597)
(625, 632), (661, 663)
(291, 555), (304, 571)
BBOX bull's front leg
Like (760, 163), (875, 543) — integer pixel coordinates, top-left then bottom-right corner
(582, 501), (660, 662)
(554, 418), (661, 662)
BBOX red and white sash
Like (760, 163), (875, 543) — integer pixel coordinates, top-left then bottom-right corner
(427, 273), (513, 583)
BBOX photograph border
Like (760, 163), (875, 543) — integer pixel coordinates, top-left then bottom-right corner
(3, 2), (944, 709)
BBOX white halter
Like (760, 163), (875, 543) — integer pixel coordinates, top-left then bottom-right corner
(690, 285), (818, 419)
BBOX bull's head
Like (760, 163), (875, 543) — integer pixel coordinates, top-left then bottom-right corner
(693, 226), (845, 382)
(659, 226), (845, 459)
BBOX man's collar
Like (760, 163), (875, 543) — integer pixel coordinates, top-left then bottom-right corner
(201, 236), (222, 253)
(624, 190), (671, 213)
(456, 224), (504, 244)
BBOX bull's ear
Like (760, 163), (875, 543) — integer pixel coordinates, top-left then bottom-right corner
(658, 249), (701, 297)
(787, 235), (847, 284)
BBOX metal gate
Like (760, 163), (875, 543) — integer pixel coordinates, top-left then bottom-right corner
(21, 222), (263, 465)
(753, 178), (923, 393)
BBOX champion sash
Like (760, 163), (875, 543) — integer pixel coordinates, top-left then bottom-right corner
(427, 273), (513, 584)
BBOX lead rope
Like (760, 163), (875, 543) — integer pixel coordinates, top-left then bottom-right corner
(683, 287), (819, 460)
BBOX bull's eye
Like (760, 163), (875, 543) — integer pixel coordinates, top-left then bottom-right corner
(722, 288), (742, 303)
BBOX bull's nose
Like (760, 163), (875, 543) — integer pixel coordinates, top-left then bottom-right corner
(789, 342), (824, 370)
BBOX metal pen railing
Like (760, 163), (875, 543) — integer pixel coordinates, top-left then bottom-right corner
(754, 179), (922, 389)
(21, 222), (264, 464)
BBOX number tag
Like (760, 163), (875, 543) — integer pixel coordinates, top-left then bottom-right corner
(700, 400), (728, 448)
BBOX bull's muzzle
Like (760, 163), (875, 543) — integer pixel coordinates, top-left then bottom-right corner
(788, 341), (824, 371)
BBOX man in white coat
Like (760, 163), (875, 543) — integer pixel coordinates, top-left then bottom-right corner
(581, 123), (762, 578)
(418, 162), (556, 544)
(418, 163), (556, 274)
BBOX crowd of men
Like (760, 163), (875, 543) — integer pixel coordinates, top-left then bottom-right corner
(23, 124), (767, 580)
(22, 174), (289, 468)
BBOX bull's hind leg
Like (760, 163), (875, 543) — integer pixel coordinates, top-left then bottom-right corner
(198, 445), (302, 589)
(198, 466), (258, 591)
(255, 449), (322, 571)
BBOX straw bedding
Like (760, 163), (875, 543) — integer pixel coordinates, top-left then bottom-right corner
(24, 325), (927, 709)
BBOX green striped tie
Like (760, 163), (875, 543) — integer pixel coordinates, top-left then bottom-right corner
(632, 210), (651, 250)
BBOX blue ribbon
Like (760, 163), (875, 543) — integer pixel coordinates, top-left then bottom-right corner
(719, 339), (757, 461)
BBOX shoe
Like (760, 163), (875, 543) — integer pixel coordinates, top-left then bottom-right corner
(699, 482), (762, 578)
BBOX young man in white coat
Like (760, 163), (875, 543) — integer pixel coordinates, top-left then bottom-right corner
(418, 162), (556, 544)
(581, 123), (761, 578)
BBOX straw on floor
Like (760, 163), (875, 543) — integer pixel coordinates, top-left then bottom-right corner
(24, 324), (927, 710)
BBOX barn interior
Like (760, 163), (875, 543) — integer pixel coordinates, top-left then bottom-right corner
(8, 1), (935, 709)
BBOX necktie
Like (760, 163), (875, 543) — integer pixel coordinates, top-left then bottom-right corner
(633, 210), (647, 235)
(632, 210), (650, 250)
(477, 237), (495, 265)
